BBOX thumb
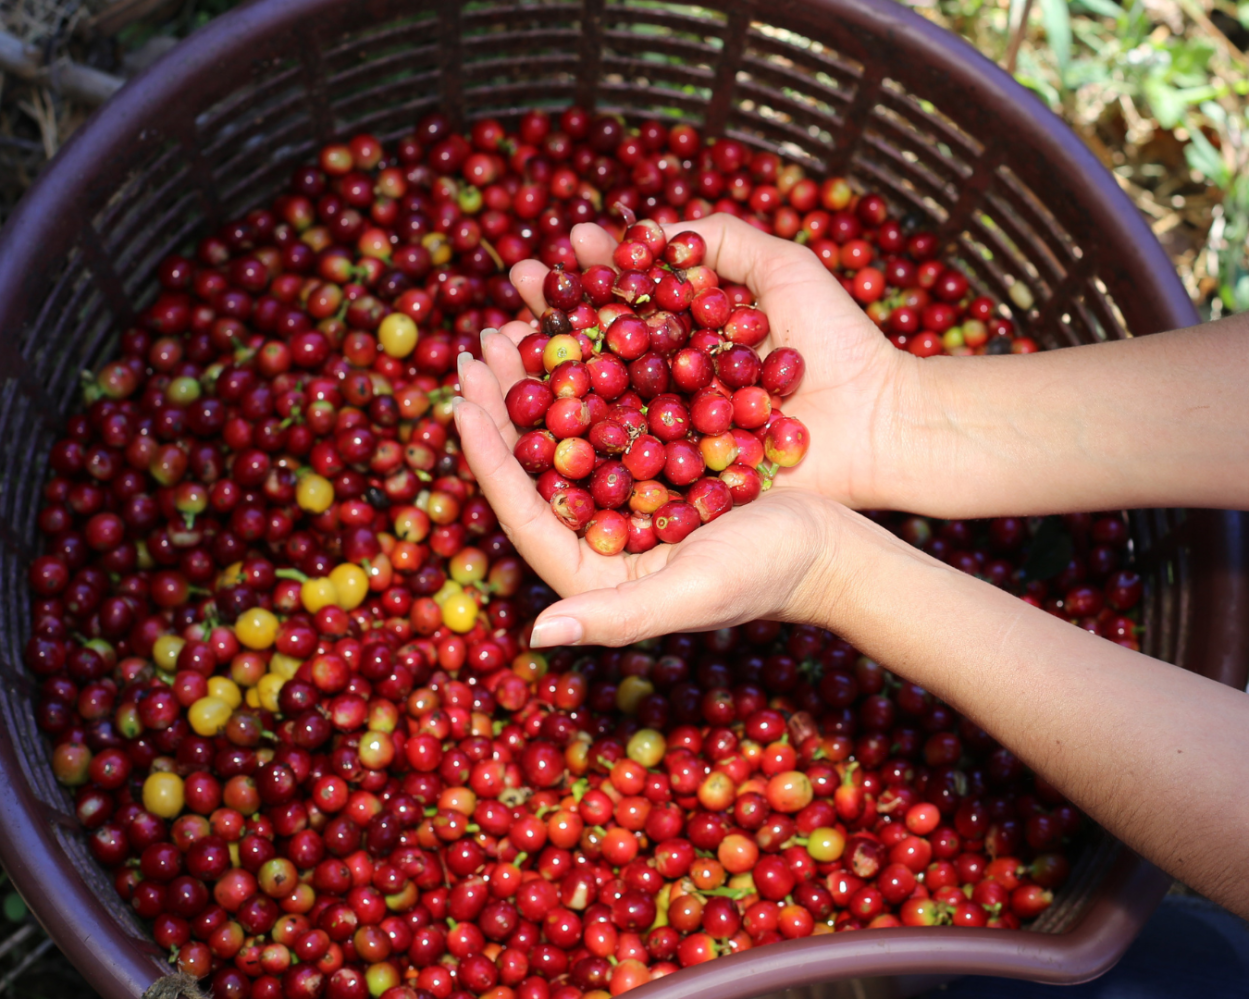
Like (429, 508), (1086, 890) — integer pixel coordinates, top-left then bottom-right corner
(529, 555), (738, 649)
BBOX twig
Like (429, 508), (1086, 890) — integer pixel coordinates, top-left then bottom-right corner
(0, 936), (52, 995)
(1003, 0), (1037, 75)
(19, 88), (59, 159)
(0, 924), (37, 962)
(80, 0), (183, 38)
(0, 28), (123, 106)
(0, 135), (43, 153)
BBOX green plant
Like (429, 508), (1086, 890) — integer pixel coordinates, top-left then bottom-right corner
(905, 0), (1249, 317)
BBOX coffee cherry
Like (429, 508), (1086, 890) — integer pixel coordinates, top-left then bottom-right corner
(25, 111), (1086, 990)
(764, 417), (810, 467)
(378, 314), (418, 357)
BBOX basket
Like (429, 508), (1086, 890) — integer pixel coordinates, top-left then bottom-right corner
(0, 1), (1246, 997)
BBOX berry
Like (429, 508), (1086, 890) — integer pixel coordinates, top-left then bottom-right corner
(23, 110), (1094, 996)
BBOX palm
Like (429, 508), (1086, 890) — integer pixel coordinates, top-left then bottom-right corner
(453, 378), (838, 637)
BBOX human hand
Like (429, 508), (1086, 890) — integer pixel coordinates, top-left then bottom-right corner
(456, 387), (847, 647)
(490, 212), (922, 508)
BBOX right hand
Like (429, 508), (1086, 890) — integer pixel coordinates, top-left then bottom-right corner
(477, 213), (925, 509)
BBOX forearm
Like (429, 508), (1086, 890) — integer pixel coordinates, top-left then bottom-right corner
(876, 315), (1249, 517)
(824, 510), (1249, 915)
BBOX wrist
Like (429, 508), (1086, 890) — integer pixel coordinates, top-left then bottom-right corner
(852, 349), (955, 513)
(794, 498), (882, 636)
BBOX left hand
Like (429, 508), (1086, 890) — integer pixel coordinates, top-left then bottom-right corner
(452, 389), (845, 647)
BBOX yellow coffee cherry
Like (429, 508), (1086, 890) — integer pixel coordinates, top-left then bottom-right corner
(807, 827), (846, 862)
(269, 653), (302, 680)
(257, 673), (286, 712)
(441, 591), (479, 633)
(208, 676), (243, 709)
(421, 232), (452, 266)
(616, 675), (655, 715)
(143, 772), (185, 818)
(379, 313), (418, 358)
(448, 547), (488, 585)
(365, 962), (399, 998)
(152, 634), (185, 671)
(236, 607), (279, 650)
(296, 473), (335, 514)
(218, 561), (247, 587)
(329, 563), (369, 610)
(189, 696), (233, 736)
(432, 579), (463, 606)
(627, 728), (667, 768)
(543, 334), (581, 372)
(301, 577), (340, 613)
(245, 688), (261, 709)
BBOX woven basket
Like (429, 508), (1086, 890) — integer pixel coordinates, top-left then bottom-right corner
(0, 1), (1246, 998)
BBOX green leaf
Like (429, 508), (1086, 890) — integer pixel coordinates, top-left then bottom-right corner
(3, 892), (26, 922)
(1071, 0), (1124, 18)
(1015, 74), (1061, 106)
(1232, 274), (1249, 314)
(1183, 127), (1230, 188)
(1166, 38), (1214, 78)
(1039, 0), (1073, 75)
(1064, 59), (1111, 87)
(1142, 77), (1186, 130)
(1200, 100), (1228, 126)
(1021, 517), (1074, 581)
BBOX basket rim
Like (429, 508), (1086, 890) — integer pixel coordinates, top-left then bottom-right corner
(0, 2), (1240, 998)
(0, 0), (1206, 341)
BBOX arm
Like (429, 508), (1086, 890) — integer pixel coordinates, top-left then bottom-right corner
(825, 510), (1249, 915)
(497, 215), (1249, 520)
(455, 360), (1249, 915)
(528, 498), (1249, 919)
(891, 316), (1249, 517)
(457, 216), (1249, 915)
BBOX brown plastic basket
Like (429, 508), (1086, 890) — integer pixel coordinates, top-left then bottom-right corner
(0, 0), (1246, 997)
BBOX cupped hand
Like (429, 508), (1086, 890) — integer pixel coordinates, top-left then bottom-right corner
(454, 379), (846, 647)
(492, 213), (922, 508)
(451, 211), (930, 645)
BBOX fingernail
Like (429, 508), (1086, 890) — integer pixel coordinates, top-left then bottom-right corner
(450, 396), (463, 422)
(480, 328), (497, 346)
(456, 350), (472, 377)
(530, 616), (583, 648)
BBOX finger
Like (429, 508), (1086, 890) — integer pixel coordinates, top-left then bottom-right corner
(570, 223), (619, 269)
(511, 226), (620, 318)
(530, 549), (739, 648)
(660, 213), (814, 298)
(479, 328), (528, 396)
(510, 259), (549, 316)
(496, 319), (536, 348)
(665, 214), (876, 360)
(457, 352), (519, 449)
(452, 398), (588, 594)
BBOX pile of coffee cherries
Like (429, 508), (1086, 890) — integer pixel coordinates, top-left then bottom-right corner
(21, 106), (1130, 999)
(505, 224), (807, 554)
